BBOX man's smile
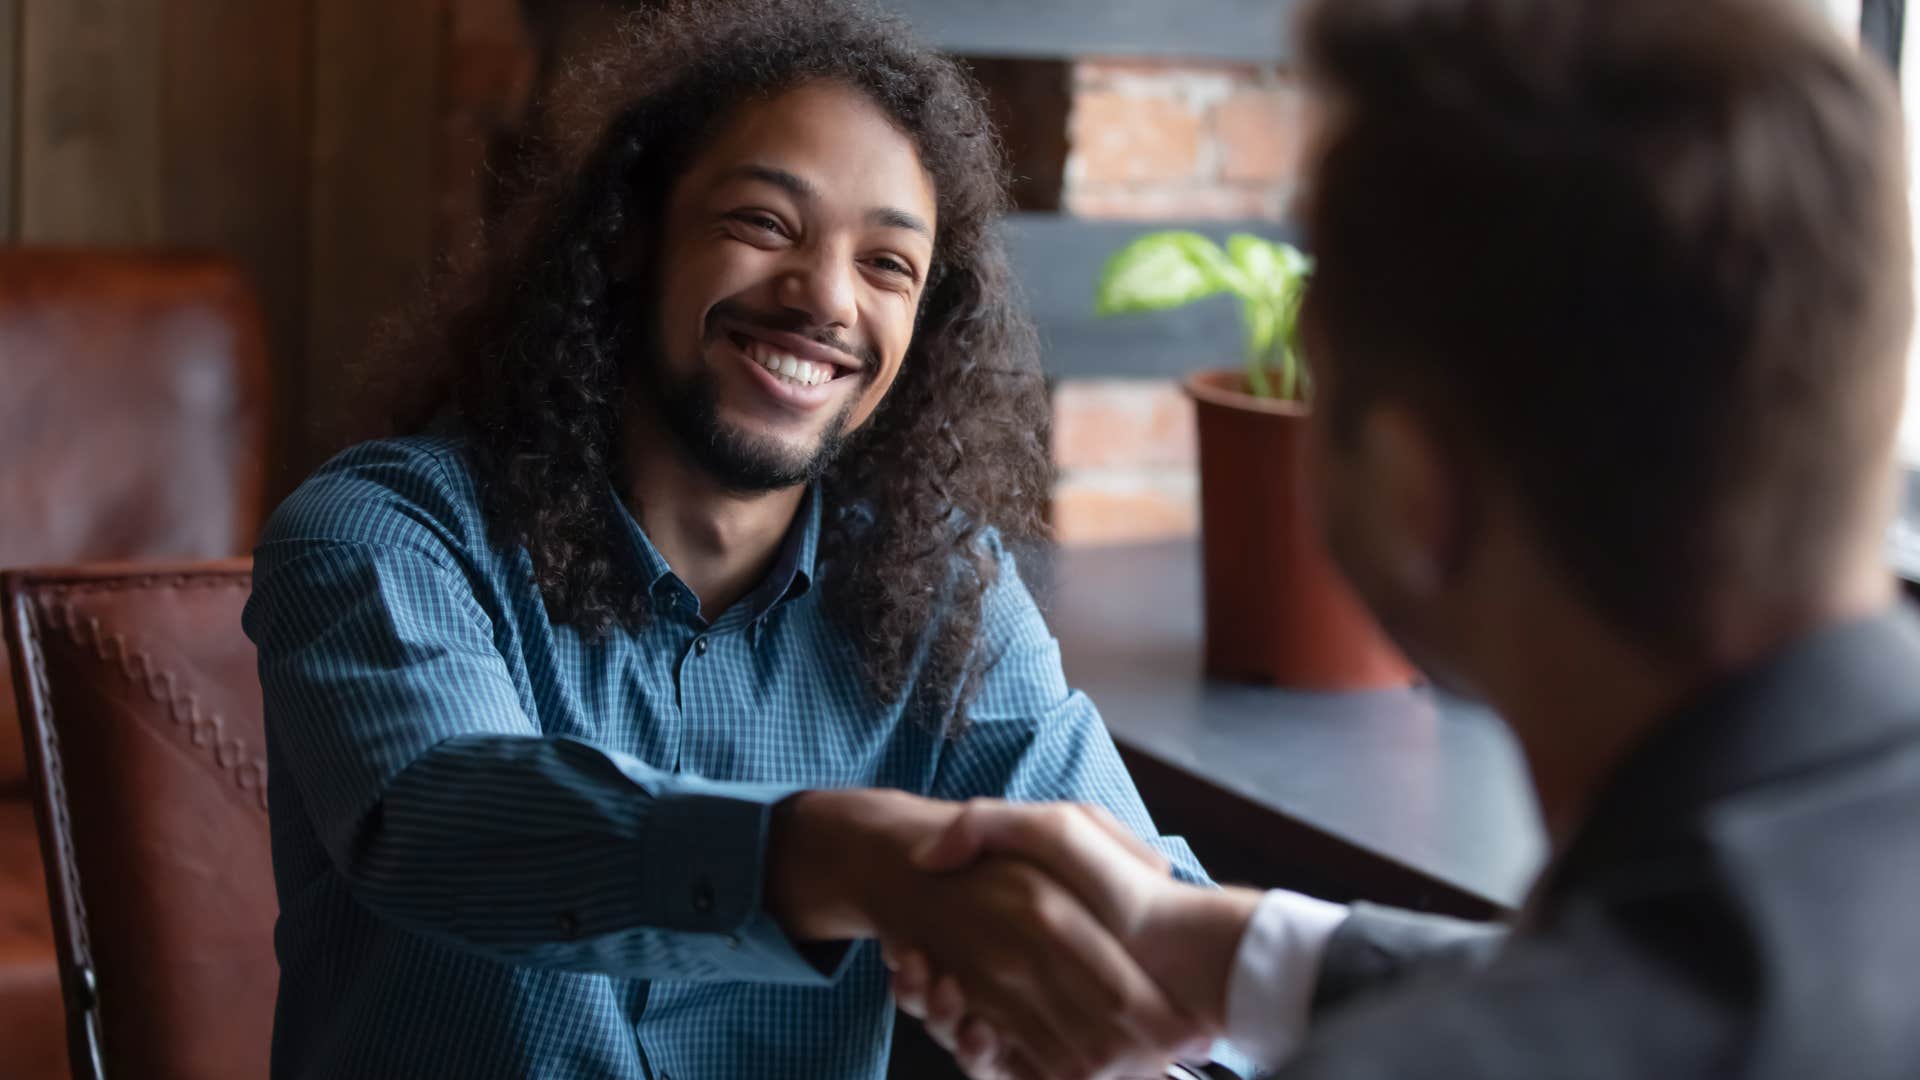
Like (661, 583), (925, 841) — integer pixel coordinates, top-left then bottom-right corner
(721, 330), (856, 413)
(703, 310), (870, 416)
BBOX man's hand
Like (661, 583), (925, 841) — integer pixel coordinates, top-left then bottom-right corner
(888, 800), (1264, 1078)
(765, 789), (1210, 1079)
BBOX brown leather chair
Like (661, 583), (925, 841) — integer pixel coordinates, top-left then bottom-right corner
(0, 251), (271, 1078)
(4, 561), (273, 1080)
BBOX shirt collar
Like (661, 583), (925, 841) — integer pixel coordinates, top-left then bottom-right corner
(612, 484), (821, 620)
(1536, 605), (1920, 906)
(613, 491), (679, 598)
(741, 484), (820, 616)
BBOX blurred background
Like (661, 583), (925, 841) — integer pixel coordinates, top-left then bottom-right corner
(0, 0), (1308, 548)
(1, 1), (1915, 544)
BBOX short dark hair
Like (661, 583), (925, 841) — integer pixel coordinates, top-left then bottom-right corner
(1299, 0), (1912, 655)
(372, 0), (1051, 729)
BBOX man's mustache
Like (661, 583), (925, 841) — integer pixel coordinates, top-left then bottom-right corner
(704, 300), (879, 374)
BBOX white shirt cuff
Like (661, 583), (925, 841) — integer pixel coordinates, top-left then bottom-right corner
(1222, 888), (1350, 1069)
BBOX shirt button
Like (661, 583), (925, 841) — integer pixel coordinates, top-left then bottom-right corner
(556, 912), (579, 938)
(694, 636), (709, 656)
(692, 880), (715, 914)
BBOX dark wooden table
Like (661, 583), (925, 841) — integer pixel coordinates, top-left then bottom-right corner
(1041, 540), (1546, 919)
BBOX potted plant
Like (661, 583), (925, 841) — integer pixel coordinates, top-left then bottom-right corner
(1096, 232), (1414, 690)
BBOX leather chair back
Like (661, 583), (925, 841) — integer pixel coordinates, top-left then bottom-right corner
(4, 561), (272, 1080)
(0, 250), (271, 794)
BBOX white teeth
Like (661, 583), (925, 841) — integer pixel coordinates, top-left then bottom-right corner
(747, 342), (833, 388)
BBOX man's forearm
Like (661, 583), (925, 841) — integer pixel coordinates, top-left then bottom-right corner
(765, 787), (958, 941)
(1133, 885), (1266, 1028)
(338, 733), (838, 983)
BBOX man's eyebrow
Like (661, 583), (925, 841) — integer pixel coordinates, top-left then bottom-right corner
(868, 206), (932, 240)
(723, 164), (821, 203)
(722, 163), (932, 240)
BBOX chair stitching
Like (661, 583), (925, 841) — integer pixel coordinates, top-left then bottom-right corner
(34, 584), (269, 813)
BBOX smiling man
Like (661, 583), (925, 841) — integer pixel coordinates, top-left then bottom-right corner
(241, 2), (1213, 1078)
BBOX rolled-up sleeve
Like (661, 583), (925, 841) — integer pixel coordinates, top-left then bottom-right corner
(245, 444), (848, 984)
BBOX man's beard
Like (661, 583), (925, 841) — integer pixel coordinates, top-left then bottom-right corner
(641, 348), (859, 495)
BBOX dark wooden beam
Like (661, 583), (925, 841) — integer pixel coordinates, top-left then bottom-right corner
(0, 0), (16, 242)
(962, 57), (1071, 213)
(885, 0), (1297, 64)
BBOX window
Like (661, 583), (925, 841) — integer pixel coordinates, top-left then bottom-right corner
(1894, 6), (1920, 468)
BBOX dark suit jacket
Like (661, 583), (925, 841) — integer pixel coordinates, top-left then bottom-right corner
(1278, 610), (1920, 1078)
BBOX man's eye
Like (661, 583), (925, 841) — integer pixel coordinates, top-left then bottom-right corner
(734, 212), (784, 234)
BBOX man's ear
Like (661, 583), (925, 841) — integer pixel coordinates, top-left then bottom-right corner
(1359, 404), (1474, 597)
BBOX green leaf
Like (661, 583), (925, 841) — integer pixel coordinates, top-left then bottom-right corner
(1225, 235), (1316, 400)
(1276, 350), (1299, 401)
(1245, 358), (1274, 398)
(1227, 235), (1311, 304)
(1226, 235), (1283, 297)
(1240, 295), (1278, 394)
(1094, 232), (1243, 316)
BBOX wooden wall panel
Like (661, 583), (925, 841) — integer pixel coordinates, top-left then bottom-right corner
(161, 0), (310, 492)
(885, 0), (1297, 63)
(307, 0), (443, 474)
(0, 0), (17, 241)
(17, 0), (162, 243)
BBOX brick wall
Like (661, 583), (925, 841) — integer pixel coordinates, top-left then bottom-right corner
(1065, 60), (1303, 221)
(1053, 60), (1305, 546)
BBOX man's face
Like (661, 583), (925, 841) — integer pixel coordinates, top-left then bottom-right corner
(642, 80), (938, 493)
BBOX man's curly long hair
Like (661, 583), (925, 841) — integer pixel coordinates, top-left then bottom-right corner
(374, 0), (1052, 730)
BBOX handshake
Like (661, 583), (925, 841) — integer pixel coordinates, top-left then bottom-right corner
(767, 792), (1265, 1080)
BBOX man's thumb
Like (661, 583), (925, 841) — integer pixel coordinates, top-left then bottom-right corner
(912, 808), (986, 872)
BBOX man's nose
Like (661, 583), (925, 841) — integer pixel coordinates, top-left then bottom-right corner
(775, 242), (859, 332)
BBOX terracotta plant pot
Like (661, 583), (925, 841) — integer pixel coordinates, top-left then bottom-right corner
(1186, 368), (1416, 689)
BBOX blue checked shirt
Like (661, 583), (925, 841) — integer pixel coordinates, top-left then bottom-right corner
(244, 435), (1211, 1079)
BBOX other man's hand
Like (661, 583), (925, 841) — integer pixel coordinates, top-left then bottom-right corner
(889, 800), (1264, 1078)
(766, 789), (1209, 1079)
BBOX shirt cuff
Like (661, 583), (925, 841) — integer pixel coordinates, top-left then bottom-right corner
(635, 777), (859, 983)
(1222, 889), (1350, 1069)
(638, 778), (798, 934)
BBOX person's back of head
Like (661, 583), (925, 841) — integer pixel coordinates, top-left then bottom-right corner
(1297, 0), (1911, 675)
